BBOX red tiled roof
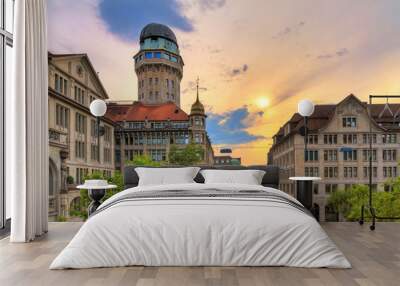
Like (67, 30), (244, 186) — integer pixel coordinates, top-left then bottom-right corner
(291, 103), (400, 131)
(106, 101), (189, 122)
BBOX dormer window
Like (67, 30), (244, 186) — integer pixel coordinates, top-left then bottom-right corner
(343, 116), (357, 128)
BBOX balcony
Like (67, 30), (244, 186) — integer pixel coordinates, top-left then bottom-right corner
(0, 222), (399, 285)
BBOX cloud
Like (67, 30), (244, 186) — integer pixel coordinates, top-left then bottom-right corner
(336, 48), (349, 56)
(207, 107), (265, 144)
(317, 48), (350, 60)
(47, 0), (137, 101)
(209, 47), (222, 54)
(182, 80), (208, 94)
(272, 21), (306, 39)
(271, 63), (339, 106)
(198, 0), (226, 10)
(180, 42), (193, 50)
(271, 48), (351, 105)
(99, 0), (194, 41)
(181, 0), (226, 12)
(317, 54), (333, 60)
(229, 64), (249, 77)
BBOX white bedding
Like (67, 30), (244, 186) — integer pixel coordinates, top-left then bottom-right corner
(50, 183), (351, 269)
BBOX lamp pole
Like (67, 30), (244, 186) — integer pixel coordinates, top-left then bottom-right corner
(97, 117), (101, 162)
(90, 99), (107, 163)
(295, 99), (317, 218)
(304, 116), (308, 161)
(298, 99), (314, 162)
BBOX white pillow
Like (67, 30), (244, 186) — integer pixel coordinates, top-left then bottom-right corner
(200, 169), (265, 185)
(135, 167), (200, 186)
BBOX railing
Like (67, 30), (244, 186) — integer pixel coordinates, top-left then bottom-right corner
(122, 122), (191, 130)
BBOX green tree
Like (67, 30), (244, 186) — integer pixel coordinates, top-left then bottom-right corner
(168, 143), (204, 166)
(56, 215), (67, 222)
(66, 175), (74, 185)
(71, 171), (124, 220)
(125, 155), (163, 167)
(327, 183), (400, 222)
(327, 189), (353, 221)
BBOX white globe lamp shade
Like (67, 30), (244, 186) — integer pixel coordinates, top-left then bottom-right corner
(298, 99), (315, 117)
(90, 99), (107, 117)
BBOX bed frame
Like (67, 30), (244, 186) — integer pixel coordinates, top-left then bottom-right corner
(123, 165), (280, 189)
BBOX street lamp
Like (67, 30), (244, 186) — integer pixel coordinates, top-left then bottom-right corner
(298, 99), (315, 159)
(291, 99), (319, 219)
(90, 99), (107, 162)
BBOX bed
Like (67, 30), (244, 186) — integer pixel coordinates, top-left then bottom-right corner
(50, 166), (350, 269)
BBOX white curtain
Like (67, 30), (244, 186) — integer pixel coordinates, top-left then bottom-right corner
(7, 0), (48, 242)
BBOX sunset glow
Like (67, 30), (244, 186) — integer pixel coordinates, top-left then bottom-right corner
(47, 0), (400, 165)
(256, 97), (270, 109)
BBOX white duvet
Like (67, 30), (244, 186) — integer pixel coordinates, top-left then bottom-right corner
(50, 183), (351, 269)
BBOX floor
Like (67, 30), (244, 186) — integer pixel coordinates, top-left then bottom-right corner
(0, 222), (399, 286)
(0, 219), (10, 239)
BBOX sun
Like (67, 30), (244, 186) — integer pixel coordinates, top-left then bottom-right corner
(256, 97), (270, 108)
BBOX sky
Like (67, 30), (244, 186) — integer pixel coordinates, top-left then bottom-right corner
(48, 0), (400, 165)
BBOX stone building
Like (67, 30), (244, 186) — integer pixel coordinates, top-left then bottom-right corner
(268, 94), (400, 221)
(48, 52), (115, 220)
(214, 155), (242, 166)
(135, 23), (183, 107)
(107, 23), (214, 170)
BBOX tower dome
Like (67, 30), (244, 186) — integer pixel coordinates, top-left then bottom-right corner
(191, 96), (205, 115)
(190, 78), (205, 116)
(134, 23), (183, 107)
(140, 23), (178, 46)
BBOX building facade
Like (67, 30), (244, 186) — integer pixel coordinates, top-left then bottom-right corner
(107, 99), (214, 171)
(268, 94), (400, 221)
(107, 23), (214, 170)
(48, 53), (115, 219)
(214, 155), (242, 166)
